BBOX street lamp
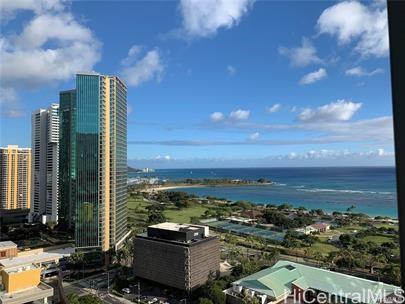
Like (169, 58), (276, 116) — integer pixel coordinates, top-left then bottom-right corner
(133, 281), (141, 304)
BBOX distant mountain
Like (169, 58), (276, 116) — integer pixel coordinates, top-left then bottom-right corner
(128, 166), (141, 173)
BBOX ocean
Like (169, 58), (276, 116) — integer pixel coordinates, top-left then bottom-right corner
(129, 167), (398, 218)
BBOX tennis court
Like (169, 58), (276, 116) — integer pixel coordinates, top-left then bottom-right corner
(208, 220), (285, 242)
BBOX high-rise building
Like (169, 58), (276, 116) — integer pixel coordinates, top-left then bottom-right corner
(59, 72), (128, 252)
(0, 145), (31, 210)
(31, 104), (59, 223)
(59, 90), (76, 230)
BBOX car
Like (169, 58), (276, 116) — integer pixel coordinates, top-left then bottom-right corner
(122, 288), (131, 294)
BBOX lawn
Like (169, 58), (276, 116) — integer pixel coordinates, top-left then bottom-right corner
(127, 196), (150, 226)
(127, 195), (213, 225)
(308, 241), (339, 256)
(334, 225), (364, 234)
(361, 234), (396, 245)
(163, 204), (212, 223)
(373, 223), (398, 230)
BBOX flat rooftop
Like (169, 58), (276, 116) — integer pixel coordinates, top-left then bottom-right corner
(0, 242), (17, 250)
(0, 252), (63, 269)
(0, 282), (53, 304)
(149, 222), (202, 232)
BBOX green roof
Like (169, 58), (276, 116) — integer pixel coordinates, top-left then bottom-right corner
(232, 260), (400, 303)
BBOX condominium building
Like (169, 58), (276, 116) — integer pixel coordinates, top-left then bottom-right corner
(59, 90), (76, 230)
(31, 104), (60, 223)
(0, 146), (31, 210)
(59, 72), (128, 252)
(134, 223), (220, 291)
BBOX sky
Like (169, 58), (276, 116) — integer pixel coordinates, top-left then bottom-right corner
(0, 0), (395, 168)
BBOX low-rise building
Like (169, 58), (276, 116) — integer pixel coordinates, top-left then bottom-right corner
(0, 241), (67, 304)
(310, 223), (331, 233)
(224, 260), (401, 304)
(0, 243), (17, 260)
(134, 222), (220, 291)
(294, 226), (317, 235)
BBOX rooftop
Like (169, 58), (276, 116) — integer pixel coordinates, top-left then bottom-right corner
(231, 260), (400, 303)
(0, 252), (64, 269)
(0, 282), (53, 304)
(0, 242), (17, 250)
(149, 222), (202, 232)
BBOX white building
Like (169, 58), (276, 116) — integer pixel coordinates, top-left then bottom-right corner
(31, 104), (59, 224)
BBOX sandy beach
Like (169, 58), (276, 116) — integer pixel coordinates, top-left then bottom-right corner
(141, 184), (208, 193)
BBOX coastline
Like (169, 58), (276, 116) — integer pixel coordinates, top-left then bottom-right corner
(130, 167), (397, 219)
(138, 183), (398, 220)
(141, 184), (209, 193)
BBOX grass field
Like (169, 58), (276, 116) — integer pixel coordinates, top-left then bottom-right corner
(309, 241), (339, 256)
(361, 234), (396, 245)
(164, 204), (212, 223)
(127, 195), (213, 226)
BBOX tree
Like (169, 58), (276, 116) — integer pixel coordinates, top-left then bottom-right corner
(198, 298), (214, 304)
(148, 211), (166, 224)
(333, 249), (360, 270)
(364, 253), (386, 274)
(242, 289), (260, 304)
(67, 294), (102, 304)
(382, 264), (401, 286)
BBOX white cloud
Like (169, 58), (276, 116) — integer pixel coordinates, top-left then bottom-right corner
(249, 132), (260, 141)
(0, 0), (64, 21)
(1, 13), (100, 88)
(317, 1), (388, 58)
(177, 0), (254, 38)
(298, 100), (362, 122)
(127, 104), (133, 115)
(121, 45), (143, 66)
(279, 37), (322, 67)
(290, 106), (298, 113)
(121, 48), (164, 87)
(282, 148), (394, 160)
(345, 66), (384, 77)
(0, 87), (17, 104)
(155, 155), (172, 161)
(0, 1), (100, 117)
(229, 109), (250, 121)
(210, 112), (225, 122)
(299, 68), (327, 85)
(266, 104), (282, 113)
(227, 65), (236, 75)
(0, 87), (24, 117)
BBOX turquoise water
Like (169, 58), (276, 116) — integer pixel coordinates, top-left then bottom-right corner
(130, 167), (398, 217)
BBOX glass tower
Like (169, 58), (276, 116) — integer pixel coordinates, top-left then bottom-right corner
(59, 90), (76, 230)
(59, 73), (128, 251)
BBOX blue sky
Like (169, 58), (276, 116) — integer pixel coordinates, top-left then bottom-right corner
(0, 0), (395, 168)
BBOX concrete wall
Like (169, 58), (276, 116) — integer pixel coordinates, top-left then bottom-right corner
(2, 268), (41, 293)
(0, 248), (17, 259)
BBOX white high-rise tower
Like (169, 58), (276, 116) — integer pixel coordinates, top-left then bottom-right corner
(31, 103), (59, 223)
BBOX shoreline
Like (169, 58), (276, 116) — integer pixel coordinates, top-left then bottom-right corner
(139, 184), (398, 221)
(141, 184), (209, 193)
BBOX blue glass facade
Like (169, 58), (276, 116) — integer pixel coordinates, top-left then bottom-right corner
(75, 74), (101, 248)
